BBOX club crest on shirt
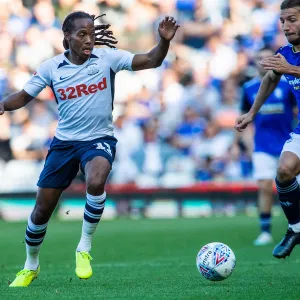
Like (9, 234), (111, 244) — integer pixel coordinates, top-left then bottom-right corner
(86, 63), (99, 75)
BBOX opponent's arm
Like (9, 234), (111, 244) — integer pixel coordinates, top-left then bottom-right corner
(0, 90), (34, 115)
(260, 53), (300, 77)
(132, 16), (179, 71)
(235, 71), (281, 132)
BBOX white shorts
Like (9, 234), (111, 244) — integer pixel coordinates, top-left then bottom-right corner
(252, 152), (279, 180)
(281, 133), (300, 159)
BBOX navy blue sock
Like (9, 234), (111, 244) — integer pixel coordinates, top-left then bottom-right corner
(275, 177), (300, 225)
(260, 213), (271, 233)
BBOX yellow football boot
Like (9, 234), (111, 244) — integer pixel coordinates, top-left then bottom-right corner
(75, 251), (93, 279)
(9, 266), (40, 287)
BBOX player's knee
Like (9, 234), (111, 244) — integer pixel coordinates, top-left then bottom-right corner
(277, 164), (295, 183)
(86, 176), (105, 195)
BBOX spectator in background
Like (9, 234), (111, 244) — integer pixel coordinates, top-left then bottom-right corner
(10, 108), (49, 160)
(122, 0), (157, 51)
(0, 113), (12, 162)
(6, 0), (31, 41)
(172, 106), (207, 155)
(16, 26), (55, 71)
(213, 76), (240, 129)
(30, 99), (56, 128)
(191, 120), (235, 181)
(204, 33), (238, 82)
(177, 0), (222, 49)
(251, 0), (279, 46)
(134, 119), (164, 181)
(133, 118), (180, 187)
(56, 0), (79, 22)
(159, 68), (185, 134)
(0, 68), (8, 100)
(111, 114), (143, 184)
(32, 1), (61, 30)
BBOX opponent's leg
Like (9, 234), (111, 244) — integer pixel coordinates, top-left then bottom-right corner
(273, 151), (300, 258)
(10, 188), (63, 287)
(76, 156), (111, 279)
(254, 179), (273, 246)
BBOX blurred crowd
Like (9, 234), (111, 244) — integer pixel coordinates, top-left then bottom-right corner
(0, 0), (287, 190)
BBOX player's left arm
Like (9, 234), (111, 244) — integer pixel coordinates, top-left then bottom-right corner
(260, 53), (300, 77)
(132, 16), (179, 71)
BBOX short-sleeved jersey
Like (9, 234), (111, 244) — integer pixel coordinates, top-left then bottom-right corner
(24, 48), (134, 141)
(241, 77), (295, 156)
(275, 44), (300, 134)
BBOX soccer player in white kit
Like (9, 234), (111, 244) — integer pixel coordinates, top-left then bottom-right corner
(0, 11), (180, 287)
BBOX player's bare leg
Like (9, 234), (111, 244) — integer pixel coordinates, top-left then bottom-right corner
(10, 188), (63, 287)
(254, 179), (273, 246)
(75, 156), (111, 279)
(273, 151), (300, 258)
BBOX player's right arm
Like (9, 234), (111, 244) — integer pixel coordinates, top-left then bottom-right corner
(233, 85), (252, 146)
(0, 60), (52, 116)
(235, 70), (281, 132)
(0, 90), (34, 115)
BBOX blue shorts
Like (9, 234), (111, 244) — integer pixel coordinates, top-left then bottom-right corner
(37, 136), (117, 189)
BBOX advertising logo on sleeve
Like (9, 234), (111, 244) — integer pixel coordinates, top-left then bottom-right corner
(286, 75), (300, 90)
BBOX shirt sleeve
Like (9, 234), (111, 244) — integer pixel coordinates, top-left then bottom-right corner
(106, 48), (135, 72)
(240, 86), (251, 113)
(275, 47), (283, 55)
(23, 60), (51, 97)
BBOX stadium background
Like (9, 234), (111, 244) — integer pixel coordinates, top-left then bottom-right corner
(0, 0), (288, 215)
(2, 1), (300, 299)
(0, 0), (286, 221)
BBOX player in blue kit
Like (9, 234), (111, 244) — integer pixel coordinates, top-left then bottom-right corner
(236, 0), (300, 259)
(0, 11), (179, 286)
(240, 47), (295, 246)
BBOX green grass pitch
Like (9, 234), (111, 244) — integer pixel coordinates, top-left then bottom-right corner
(1, 216), (300, 299)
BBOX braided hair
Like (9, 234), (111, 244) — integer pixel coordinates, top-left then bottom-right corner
(62, 11), (118, 50)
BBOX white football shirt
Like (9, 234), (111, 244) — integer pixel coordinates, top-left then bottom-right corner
(24, 48), (134, 141)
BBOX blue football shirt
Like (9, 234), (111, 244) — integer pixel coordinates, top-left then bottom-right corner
(276, 44), (300, 135)
(241, 77), (295, 156)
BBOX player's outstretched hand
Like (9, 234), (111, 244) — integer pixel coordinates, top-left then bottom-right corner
(260, 53), (290, 74)
(158, 16), (180, 41)
(0, 102), (4, 115)
(234, 112), (254, 132)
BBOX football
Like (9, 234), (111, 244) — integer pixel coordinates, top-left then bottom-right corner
(196, 242), (236, 281)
